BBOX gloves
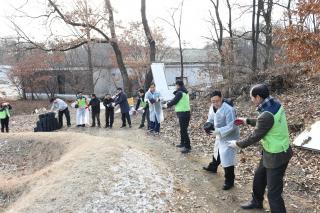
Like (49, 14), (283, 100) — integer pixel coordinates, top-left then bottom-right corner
(234, 118), (247, 126)
(208, 130), (219, 136)
(203, 122), (215, 134)
(228, 140), (238, 149)
(149, 99), (156, 104)
(112, 103), (116, 107)
(162, 103), (168, 109)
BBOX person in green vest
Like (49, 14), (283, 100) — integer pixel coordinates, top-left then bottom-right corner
(0, 102), (12, 133)
(76, 92), (88, 127)
(135, 89), (150, 129)
(229, 84), (293, 213)
(166, 80), (191, 154)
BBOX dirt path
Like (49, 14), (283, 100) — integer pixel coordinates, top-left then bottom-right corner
(2, 127), (267, 213)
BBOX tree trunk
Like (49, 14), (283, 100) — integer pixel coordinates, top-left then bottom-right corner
(141, 0), (155, 90)
(86, 43), (94, 93)
(105, 0), (132, 95)
(263, 0), (274, 70)
(178, 38), (184, 79)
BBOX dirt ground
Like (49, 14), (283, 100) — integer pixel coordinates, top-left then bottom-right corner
(0, 109), (315, 213)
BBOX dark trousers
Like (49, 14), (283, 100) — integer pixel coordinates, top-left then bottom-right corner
(150, 116), (160, 133)
(141, 108), (150, 128)
(58, 107), (71, 127)
(252, 159), (288, 213)
(1, 117), (9, 133)
(105, 109), (114, 127)
(208, 151), (235, 185)
(178, 112), (191, 149)
(91, 111), (101, 126)
(121, 112), (131, 126)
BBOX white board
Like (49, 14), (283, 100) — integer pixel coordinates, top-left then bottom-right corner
(293, 121), (320, 152)
(151, 63), (175, 101)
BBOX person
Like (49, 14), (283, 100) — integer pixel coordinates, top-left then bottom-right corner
(202, 91), (240, 190)
(165, 80), (191, 153)
(50, 97), (71, 128)
(135, 89), (150, 129)
(114, 88), (131, 128)
(76, 92), (88, 127)
(103, 94), (114, 128)
(0, 102), (12, 133)
(88, 94), (101, 127)
(229, 84), (293, 212)
(145, 83), (163, 135)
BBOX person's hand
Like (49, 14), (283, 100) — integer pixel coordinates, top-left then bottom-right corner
(209, 130), (219, 136)
(112, 103), (116, 107)
(228, 140), (238, 149)
(132, 110), (137, 115)
(162, 103), (168, 109)
(234, 118), (247, 126)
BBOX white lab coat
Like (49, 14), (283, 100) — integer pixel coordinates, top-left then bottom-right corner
(71, 100), (89, 125)
(145, 90), (164, 123)
(208, 102), (240, 167)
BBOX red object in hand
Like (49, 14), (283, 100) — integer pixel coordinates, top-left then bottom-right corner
(234, 118), (245, 126)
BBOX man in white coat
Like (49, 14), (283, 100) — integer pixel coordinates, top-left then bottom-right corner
(203, 91), (240, 190)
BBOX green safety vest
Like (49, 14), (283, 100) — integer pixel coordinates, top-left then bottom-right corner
(0, 108), (10, 119)
(175, 92), (191, 112)
(140, 98), (147, 108)
(77, 97), (87, 108)
(261, 106), (290, 153)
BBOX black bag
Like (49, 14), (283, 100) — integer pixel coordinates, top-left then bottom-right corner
(203, 122), (215, 134)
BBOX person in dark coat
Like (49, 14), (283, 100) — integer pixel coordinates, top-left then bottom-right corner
(88, 94), (101, 127)
(135, 89), (150, 129)
(0, 102), (12, 133)
(165, 80), (191, 154)
(103, 94), (114, 128)
(114, 88), (131, 128)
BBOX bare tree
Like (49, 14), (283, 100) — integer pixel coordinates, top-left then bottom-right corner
(161, 0), (185, 79)
(141, 0), (155, 89)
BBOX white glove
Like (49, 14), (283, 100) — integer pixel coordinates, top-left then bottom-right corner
(112, 103), (116, 107)
(228, 140), (238, 149)
(162, 103), (168, 109)
(210, 130), (219, 136)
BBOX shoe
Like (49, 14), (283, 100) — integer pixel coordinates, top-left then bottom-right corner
(109, 126), (113, 129)
(153, 132), (160, 136)
(77, 125), (81, 127)
(181, 148), (191, 154)
(82, 124), (85, 127)
(67, 125), (71, 127)
(202, 166), (217, 173)
(98, 125), (101, 128)
(241, 201), (263, 210)
(138, 124), (145, 129)
(104, 125), (109, 128)
(120, 125), (126, 128)
(90, 125), (95, 127)
(222, 183), (234, 190)
(129, 125), (132, 128)
(176, 144), (184, 148)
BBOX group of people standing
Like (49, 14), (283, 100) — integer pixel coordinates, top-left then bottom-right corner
(2, 81), (292, 212)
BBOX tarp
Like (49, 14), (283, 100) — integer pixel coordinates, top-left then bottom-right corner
(293, 121), (320, 152)
(151, 63), (175, 101)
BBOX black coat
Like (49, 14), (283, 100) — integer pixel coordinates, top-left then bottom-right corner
(89, 98), (100, 113)
(103, 98), (114, 111)
(114, 92), (130, 113)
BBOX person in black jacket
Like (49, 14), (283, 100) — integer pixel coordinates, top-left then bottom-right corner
(103, 94), (114, 128)
(114, 88), (131, 128)
(88, 94), (101, 127)
(135, 89), (150, 129)
(165, 80), (191, 154)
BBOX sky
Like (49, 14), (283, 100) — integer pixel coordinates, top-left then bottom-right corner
(0, 0), (285, 48)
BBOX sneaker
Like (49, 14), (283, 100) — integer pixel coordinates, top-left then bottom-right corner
(67, 125), (71, 127)
(181, 147), (191, 154)
(90, 125), (95, 127)
(138, 124), (145, 129)
(82, 124), (85, 127)
(129, 125), (132, 128)
(176, 144), (184, 148)
(222, 183), (234, 190)
(77, 125), (81, 127)
(120, 125), (126, 128)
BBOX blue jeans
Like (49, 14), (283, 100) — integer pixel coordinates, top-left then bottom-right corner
(150, 116), (160, 133)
